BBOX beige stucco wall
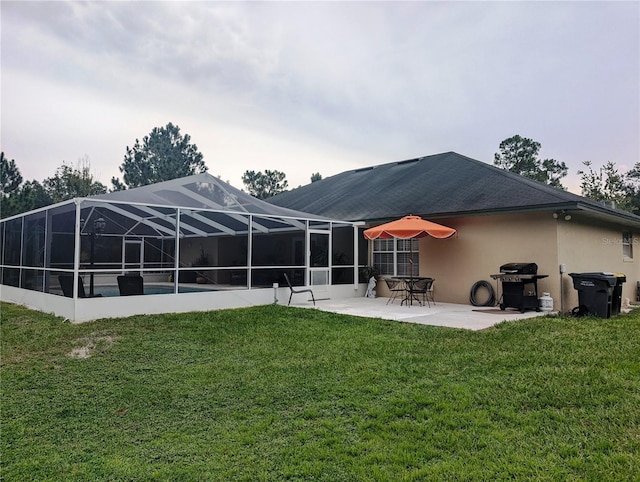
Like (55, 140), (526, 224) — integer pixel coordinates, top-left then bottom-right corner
(375, 211), (639, 313)
(418, 212), (559, 306)
(556, 212), (639, 310)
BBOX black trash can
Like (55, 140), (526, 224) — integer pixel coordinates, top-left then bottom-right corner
(611, 273), (626, 316)
(569, 272), (617, 318)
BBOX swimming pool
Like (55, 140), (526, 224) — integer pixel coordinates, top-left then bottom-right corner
(94, 284), (214, 297)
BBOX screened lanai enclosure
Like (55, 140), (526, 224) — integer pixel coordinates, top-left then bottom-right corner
(1, 174), (367, 322)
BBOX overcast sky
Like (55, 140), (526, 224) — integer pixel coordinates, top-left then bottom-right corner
(2, 1), (638, 194)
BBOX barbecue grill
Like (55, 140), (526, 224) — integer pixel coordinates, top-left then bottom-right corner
(490, 263), (548, 312)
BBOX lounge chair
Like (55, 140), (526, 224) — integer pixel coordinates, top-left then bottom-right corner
(58, 275), (102, 298)
(283, 273), (315, 306)
(117, 275), (144, 296)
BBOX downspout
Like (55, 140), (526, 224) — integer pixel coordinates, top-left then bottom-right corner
(555, 212), (565, 314)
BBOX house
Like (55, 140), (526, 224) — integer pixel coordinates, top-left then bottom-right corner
(269, 152), (640, 312)
(0, 173), (364, 322)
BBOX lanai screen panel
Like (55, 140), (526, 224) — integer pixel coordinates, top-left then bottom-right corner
(77, 200), (178, 274)
(20, 210), (46, 291)
(49, 202), (78, 270)
(332, 222), (355, 285)
(176, 209), (250, 287)
(251, 215), (306, 288)
(1, 216), (23, 287)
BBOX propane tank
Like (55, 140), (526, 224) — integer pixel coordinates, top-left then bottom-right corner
(539, 292), (553, 312)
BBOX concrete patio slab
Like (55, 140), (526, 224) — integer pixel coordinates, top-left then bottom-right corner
(293, 296), (552, 331)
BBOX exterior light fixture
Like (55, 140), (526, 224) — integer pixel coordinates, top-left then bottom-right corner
(553, 210), (571, 221)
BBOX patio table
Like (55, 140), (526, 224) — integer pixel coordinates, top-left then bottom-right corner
(398, 277), (432, 307)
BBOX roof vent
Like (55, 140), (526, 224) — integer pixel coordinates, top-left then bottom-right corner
(354, 166), (374, 173)
(396, 158), (420, 166)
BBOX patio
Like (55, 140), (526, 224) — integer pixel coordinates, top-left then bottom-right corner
(293, 296), (552, 331)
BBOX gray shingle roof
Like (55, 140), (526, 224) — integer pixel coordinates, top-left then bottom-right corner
(268, 152), (640, 225)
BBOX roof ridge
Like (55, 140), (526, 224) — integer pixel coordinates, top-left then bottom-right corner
(371, 152), (443, 171)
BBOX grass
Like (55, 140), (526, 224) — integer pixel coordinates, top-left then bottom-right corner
(1, 302), (639, 481)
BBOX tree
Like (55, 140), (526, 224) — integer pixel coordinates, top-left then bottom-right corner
(624, 163), (640, 215)
(43, 158), (107, 203)
(311, 172), (322, 183)
(242, 170), (289, 199)
(0, 152), (23, 197)
(494, 135), (568, 188)
(1, 180), (52, 219)
(577, 161), (633, 212)
(112, 122), (207, 190)
(0, 155), (52, 218)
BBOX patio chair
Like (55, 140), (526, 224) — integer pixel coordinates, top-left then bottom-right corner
(58, 275), (102, 298)
(283, 273), (315, 306)
(383, 277), (405, 305)
(117, 275), (144, 296)
(426, 278), (436, 306)
(409, 277), (434, 307)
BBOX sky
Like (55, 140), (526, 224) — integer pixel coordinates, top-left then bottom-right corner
(1, 1), (638, 194)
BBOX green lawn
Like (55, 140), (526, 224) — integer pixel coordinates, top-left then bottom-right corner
(2, 302), (639, 481)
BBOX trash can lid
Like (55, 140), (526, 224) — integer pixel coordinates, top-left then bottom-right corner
(568, 272), (618, 285)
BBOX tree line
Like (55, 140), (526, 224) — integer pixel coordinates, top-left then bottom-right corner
(494, 134), (640, 214)
(1, 125), (638, 218)
(0, 123), (307, 218)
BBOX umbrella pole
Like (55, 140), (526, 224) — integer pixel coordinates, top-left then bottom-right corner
(408, 241), (415, 306)
(409, 245), (413, 281)
(409, 240), (414, 279)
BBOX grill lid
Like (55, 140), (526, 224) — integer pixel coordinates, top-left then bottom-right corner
(499, 263), (538, 274)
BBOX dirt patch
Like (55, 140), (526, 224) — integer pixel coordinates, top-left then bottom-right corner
(67, 333), (119, 359)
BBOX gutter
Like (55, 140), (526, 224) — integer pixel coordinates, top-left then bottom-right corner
(359, 202), (640, 229)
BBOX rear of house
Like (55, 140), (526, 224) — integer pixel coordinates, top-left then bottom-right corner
(269, 152), (640, 312)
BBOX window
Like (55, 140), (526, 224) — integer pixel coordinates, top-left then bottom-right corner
(373, 238), (419, 276)
(373, 239), (394, 275)
(623, 232), (633, 260)
(396, 239), (419, 276)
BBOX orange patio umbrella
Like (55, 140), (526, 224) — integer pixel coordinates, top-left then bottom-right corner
(363, 215), (457, 240)
(363, 215), (457, 278)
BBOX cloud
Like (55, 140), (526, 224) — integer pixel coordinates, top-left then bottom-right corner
(1, 1), (638, 193)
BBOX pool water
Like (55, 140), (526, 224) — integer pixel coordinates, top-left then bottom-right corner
(94, 285), (213, 297)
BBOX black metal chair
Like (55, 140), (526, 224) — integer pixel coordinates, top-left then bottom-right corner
(409, 277), (434, 307)
(283, 273), (315, 306)
(117, 275), (144, 296)
(58, 275), (102, 298)
(426, 278), (436, 306)
(383, 277), (405, 305)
